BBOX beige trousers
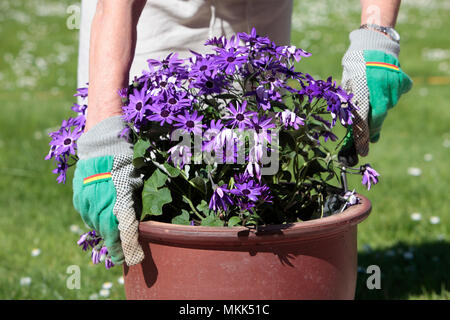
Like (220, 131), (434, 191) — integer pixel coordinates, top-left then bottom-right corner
(77, 0), (293, 92)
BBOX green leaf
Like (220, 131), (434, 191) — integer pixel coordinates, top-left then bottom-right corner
(142, 186), (172, 216)
(141, 168), (172, 217)
(196, 200), (210, 215)
(146, 168), (168, 190)
(132, 157), (146, 170)
(227, 216), (241, 227)
(190, 176), (207, 194)
(201, 213), (224, 227)
(171, 210), (191, 225)
(134, 139), (151, 159)
(312, 147), (327, 158)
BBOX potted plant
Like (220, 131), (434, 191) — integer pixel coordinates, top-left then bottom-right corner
(46, 29), (379, 300)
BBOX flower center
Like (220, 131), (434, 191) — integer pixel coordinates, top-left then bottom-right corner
(186, 120), (195, 128)
(161, 110), (170, 117)
(242, 189), (251, 196)
(63, 138), (72, 145)
(236, 113), (245, 122)
(200, 65), (208, 71)
(168, 98), (177, 105)
(205, 81), (214, 89)
(160, 81), (167, 87)
(226, 56), (236, 63)
(136, 102), (143, 111)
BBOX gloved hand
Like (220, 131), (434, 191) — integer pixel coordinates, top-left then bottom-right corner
(339, 28), (413, 166)
(72, 116), (145, 266)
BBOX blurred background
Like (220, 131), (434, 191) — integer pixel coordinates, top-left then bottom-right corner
(0, 0), (449, 299)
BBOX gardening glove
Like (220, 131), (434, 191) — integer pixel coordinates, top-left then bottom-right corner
(72, 116), (145, 266)
(339, 28), (413, 166)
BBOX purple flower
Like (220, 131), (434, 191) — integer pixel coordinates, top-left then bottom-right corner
(189, 55), (216, 78)
(361, 164), (380, 190)
(276, 45), (311, 62)
(238, 28), (271, 48)
(321, 130), (338, 142)
(105, 258), (114, 269)
(77, 232), (90, 251)
(254, 85), (282, 111)
(247, 115), (276, 144)
(191, 74), (228, 96)
(147, 105), (177, 126)
(343, 190), (359, 206)
(205, 36), (227, 48)
(230, 180), (263, 202)
(173, 110), (205, 135)
(71, 103), (87, 115)
(122, 86), (152, 124)
(77, 230), (101, 251)
(209, 185), (233, 212)
(91, 248), (101, 264)
(203, 119), (224, 152)
(168, 144), (192, 168)
(118, 88), (128, 99)
(213, 47), (247, 75)
(49, 127), (82, 157)
(148, 52), (185, 73)
(298, 80), (323, 103)
(161, 90), (192, 112)
(52, 158), (68, 184)
(74, 85), (88, 99)
(225, 101), (255, 130)
(278, 110), (304, 130)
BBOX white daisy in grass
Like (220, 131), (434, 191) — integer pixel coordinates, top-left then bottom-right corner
(33, 131), (43, 140)
(31, 248), (41, 257)
(407, 167), (422, 176)
(410, 213), (422, 221)
(424, 153), (433, 162)
(89, 293), (98, 300)
(443, 139), (450, 148)
(117, 276), (124, 285)
(418, 88), (428, 96)
(99, 289), (110, 298)
(102, 282), (113, 290)
(430, 216), (441, 224)
(20, 277), (32, 286)
(69, 224), (81, 234)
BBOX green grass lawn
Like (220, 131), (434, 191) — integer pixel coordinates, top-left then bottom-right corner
(0, 0), (449, 300)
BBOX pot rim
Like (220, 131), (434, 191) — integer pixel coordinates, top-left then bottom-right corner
(138, 193), (371, 248)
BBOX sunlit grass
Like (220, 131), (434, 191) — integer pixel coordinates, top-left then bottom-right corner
(0, 0), (448, 299)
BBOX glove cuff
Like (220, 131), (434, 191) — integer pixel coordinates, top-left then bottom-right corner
(348, 29), (400, 59)
(77, 116), (133, 159)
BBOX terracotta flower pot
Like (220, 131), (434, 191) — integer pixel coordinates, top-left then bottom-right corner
(123, 194), (371, 300)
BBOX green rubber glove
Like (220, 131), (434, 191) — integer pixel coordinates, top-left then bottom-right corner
(72, 116), (145, 266)
(339, 29), (413, 165)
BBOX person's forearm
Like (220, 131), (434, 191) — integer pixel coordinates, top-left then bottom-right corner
(360, 0), (401, 27)
(86, 0), (146, 131)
